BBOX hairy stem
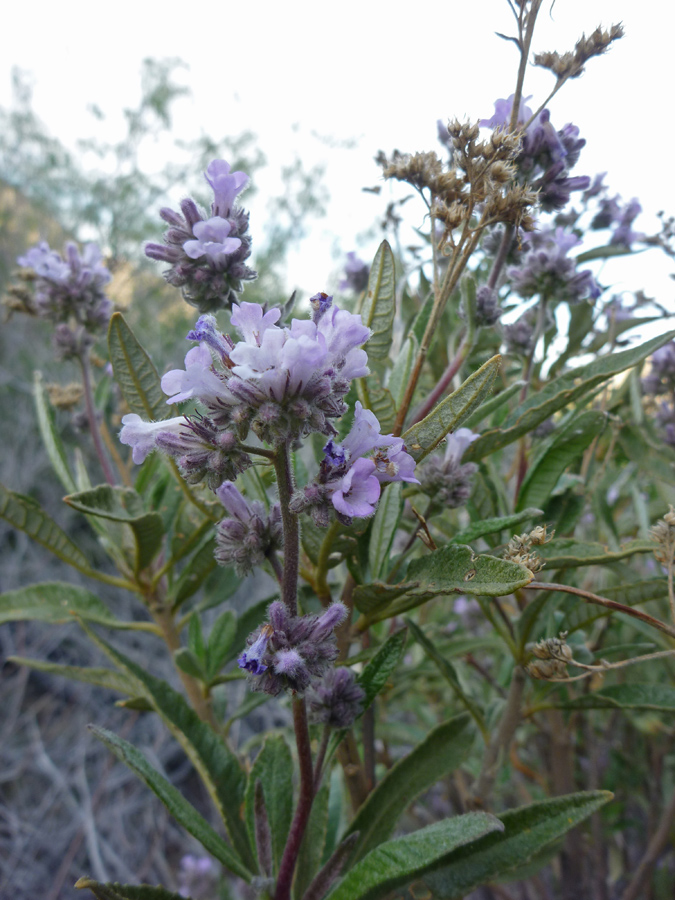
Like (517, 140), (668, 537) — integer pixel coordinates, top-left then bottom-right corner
(275, 697), (315, 900)
(411, 333), (470, 424)
(78, 352), (115, 486)
(273, 443), (300, 616)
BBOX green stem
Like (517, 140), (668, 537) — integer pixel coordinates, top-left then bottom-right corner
(78, 352), (116, 486)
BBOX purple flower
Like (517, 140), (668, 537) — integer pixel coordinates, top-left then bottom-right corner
(119, 414), (188, 464)
(238, 601), (348, 696)
(339, 253), (370, 294)
(507, 226), (601, 304)
(145, 158), (256, 313)
(332, 457), (381, 518)
(480, 94), (534, 130)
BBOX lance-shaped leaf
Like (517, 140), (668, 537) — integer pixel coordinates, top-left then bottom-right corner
(406, 620), (487, 739)
(355, 546), (533, 625)
(0, 484), (93, 573)
(465, 330), (675, 462)
(345, 714), (475, 863)
(368, 483), (403, 580)
(402, 355), (501, 463)
(537, 537), (655, 570)
(388, 336), (417, 412)
(75, 879), (189, 900)
(450, 508), (543, 545)
(0, 582), (130, 628)
(356, 371), (397, 434)
(462, 380), (525, 430)
(411, 791), (612, 899)
(171, 535), (219, 608)
(556, 684), (675, 712)
(8, 656), (138, 696)
(88, 725), (252, 882)
(108, 311), (170, 420)
(294, 782), (330, 900)
(359, 240), (396, 360)
(516, 410), (607, 512)
(358, 628), (407, 711)
(326, 813), (502, 900)
(33, 371), (76, 493)
(83, 628), (253, 870)
(65, 484), (164, 571)
(244, 734), (294, 875)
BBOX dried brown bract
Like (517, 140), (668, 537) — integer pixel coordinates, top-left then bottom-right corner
(46, 382), (84, 410)
(651, 505), (675, 566)
(526, 633), (573, 680)
(504, 525), (554, 573)
(534, 23), (624, 82)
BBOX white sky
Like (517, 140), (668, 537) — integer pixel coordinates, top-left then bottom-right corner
(3, 0), (675, 305)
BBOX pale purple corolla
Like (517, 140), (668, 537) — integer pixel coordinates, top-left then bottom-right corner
(183, 217), (242, 264)
(119, 413), (188, 464)
(204, 159), (249, 218)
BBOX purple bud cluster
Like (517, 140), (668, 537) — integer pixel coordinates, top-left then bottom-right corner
(480, 95), (590, 212)
(474, 285), (502, 326)
(238, 601), (348, 696)
(145, 159), (257, 313)
(506, 226), (601, 305)
(214, 482), (283, 576)
(590, 191), (643, 249)
(643, 343), (675, 448)
(307, 666), (365, 728)
(290, 402), (419, 526)
(418, 428), (479, 508)
(339, 252), (370, 294)
(503, 310), (537, 356)
(17, 241), (113, 357)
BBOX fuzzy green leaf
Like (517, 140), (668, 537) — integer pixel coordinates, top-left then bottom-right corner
(516, 410), (607, 512)
(65, 484), (164, 571)
(108, 311), (169, 420)
(346, 714), (475, 863)
(83, 629), (253, 870)
(75, 878), (189, 900)
(462, 380), (525, 430)
(388, 336), (417, 412)
(9, 656), (138, 695)
(402, 355), (501, 463)
(411, 791), (612, 899)
(89, 725), (251, 880)
(537, 537), (655, 570)
(0, 484), (93, 573)
(557, 684), (675, 712)
(244, 734), (294, 875)
(358, 628), (407, 711)
(356, 371), (397, 434)
(450, 508), (543, 546)
(360, 240), (396, 359)
(33, 371), (76, 493)
(171, 536), (219, 608)
(326, 813), (502, 900)
(0, 582), (127, 628)
(465, 330), (675, 462)
(368, 483), (403, 580)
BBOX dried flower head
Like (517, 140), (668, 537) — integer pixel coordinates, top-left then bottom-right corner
(526, 632), (573, 680)
(534, 24), (624, 82)
(651, 506), (675, 566)
(503, 526), (553, 574)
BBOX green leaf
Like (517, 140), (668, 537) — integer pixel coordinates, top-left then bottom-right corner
(8, 656), (138, 695)
(244, 734), (294, 875)
(576, 244), (639, 263)
(450, 508), (543, 546)
(65, 484), (164, 571)
(83, 629), (253, 870)
(206, 609), (237, 681)
(358, 629), (407, 711)
(346, 714), (475, 863)
(88, 725), (252, 881)
(402, 355), (501, 463)
(172, 538), (219, 608)
(222, 598), (271, 667)
(356, 546), (533, 625)
(537, 537), (655, 570)
(556, 684), (675, 712)
(406, 620), (487, 738)
(33, 371), (76, 493)
(173, 648), (206, 680)
(360, 240), (396, 360)
(368, 483), (403, 580)
(75, 878), (188, 900)
(294, 782), (330, 900)
(388, 336), (417, 412)
(0, 483), (93, 573)
(462, 379), (525, 430)
(326, 813), (502, 900)
(465, 330), (675, 462)
(0, 582), (128, 628)
(516, 410), (607, 512)
(411, 290), (435, 345)
(356, 371), (397, 434)
(108, 311), (170, 420)
(413, 791), (612, 899)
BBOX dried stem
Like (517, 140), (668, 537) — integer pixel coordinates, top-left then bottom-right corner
(78, 352), (115, 486)
(273, 443), (300, 616)
(621, 786), (675, 900)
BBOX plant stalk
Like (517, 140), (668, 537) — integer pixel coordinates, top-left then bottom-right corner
(78, 352), (116, 486)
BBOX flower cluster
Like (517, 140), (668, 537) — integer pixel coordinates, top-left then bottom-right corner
(480, 95), (590, 212)
(214, 481), (283, 576)
(642, 342), (675, 447)
(339, 252), (370, 294)
(307, 666), (365, 728)
(591, 190), (644, 249)
(506, 225), (600, 305)
(15, 241), (112, 357)
(418, 429), (478, 509)
(145, 159), (257, 313)
(290, 402), (419, 526)
(238, 601), (348, 695)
